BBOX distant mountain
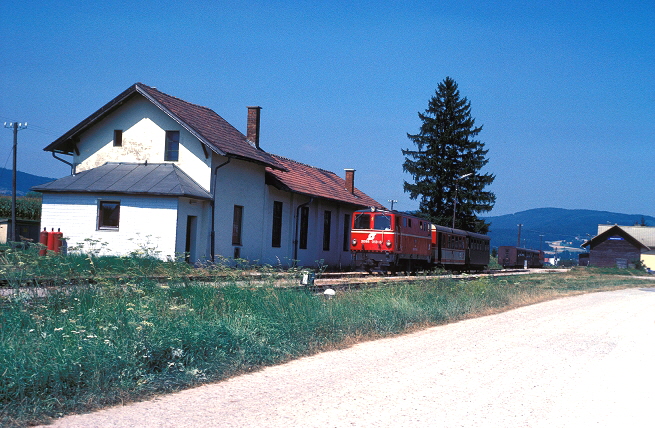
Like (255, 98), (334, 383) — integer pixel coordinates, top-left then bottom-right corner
(483, 208), (655, 257)
(0, 167), (56, 196)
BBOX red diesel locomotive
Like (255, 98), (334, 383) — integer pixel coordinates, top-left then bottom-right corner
(350, 209), (490, 272)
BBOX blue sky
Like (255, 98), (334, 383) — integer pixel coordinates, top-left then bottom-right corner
(1, 0), (653, 216)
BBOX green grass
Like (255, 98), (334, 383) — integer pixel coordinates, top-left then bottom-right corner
(0, 255), (653, 426)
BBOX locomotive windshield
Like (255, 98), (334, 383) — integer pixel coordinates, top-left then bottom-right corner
(353, 213), (371, 229)
(373, 214), (392, 230)
(352, 213), (392, 230)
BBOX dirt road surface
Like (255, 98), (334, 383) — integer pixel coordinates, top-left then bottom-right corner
(41, 287), (655, 427)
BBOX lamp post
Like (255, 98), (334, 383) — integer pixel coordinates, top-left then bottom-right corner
(452, 173), (472, 229)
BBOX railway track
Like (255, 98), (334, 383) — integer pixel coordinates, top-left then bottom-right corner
(0, 269), (567, 296)
(308, 269), (567, 291)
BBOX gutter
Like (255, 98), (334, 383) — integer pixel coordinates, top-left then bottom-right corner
(52, 152), (76, 175)
(211, 157), (231, 263)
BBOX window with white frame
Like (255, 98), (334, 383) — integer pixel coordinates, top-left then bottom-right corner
(165, 130), (180, 161)
(97, 200), (120, 230)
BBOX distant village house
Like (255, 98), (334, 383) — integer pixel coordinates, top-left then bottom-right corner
(582, 224), (655, 270)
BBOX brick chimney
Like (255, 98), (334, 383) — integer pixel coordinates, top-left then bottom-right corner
(345, 169), (355, 194)
(247, 106), (262, 149)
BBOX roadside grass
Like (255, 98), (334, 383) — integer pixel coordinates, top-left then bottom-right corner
(0, 257), (653, 426)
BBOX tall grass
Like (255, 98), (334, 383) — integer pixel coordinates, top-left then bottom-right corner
(0, 260), (652, 426)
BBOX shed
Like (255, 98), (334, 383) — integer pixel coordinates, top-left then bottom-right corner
(581, 224), (655, 268)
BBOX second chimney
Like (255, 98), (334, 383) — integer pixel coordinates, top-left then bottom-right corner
(345, 169), (355, 194)
(247, 106), (262, 149)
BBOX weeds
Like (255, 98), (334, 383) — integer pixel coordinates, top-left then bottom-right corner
(0, 252), (653, 426)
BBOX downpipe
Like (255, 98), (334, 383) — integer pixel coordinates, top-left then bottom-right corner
(211, 157), (231, 263)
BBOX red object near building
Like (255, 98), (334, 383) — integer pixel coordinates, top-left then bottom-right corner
(45, 228), (64, 254)
(39, 227), (49, 256)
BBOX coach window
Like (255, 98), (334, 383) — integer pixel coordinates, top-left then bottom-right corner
(98, 200), (120, 230)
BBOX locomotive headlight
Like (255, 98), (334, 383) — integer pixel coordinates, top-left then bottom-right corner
(352, 239), (358, 246)
(385, 240), (392, 248)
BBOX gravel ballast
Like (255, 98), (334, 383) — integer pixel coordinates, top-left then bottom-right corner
(40, 287), (655, 427)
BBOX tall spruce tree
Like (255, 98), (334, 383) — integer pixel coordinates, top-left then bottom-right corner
(402, 77), (495, 233)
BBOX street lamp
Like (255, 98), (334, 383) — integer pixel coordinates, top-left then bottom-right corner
(452, 173), (472, 229)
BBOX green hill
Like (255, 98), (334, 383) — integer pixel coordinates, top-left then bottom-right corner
(0, 167), (55, 196)
(484, 208), (655, 257)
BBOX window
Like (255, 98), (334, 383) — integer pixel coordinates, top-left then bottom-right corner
(299, 206), (309, 250)
(373, 214), (391, 230)
(113, 130), (123, 147)
(353, 213), (370, 230)
(272, 201), (283, 248)
(98, 201), (120, 230)
(232, 205), (243, 246)
(342, 214), (351, 251)
(165, 130), (180, 161)
(323, 210), (332, 251)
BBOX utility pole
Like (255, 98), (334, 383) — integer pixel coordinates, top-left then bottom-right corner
(4, 122), (28, 243)
(452, 173), (472, 229)
(517, 224), (522, 247)
(388, 200), (397, 210)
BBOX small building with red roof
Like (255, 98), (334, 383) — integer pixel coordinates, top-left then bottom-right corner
(34, 83), (384, 268)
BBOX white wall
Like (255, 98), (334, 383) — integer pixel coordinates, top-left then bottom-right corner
(259, 187), (356, 270)
(40, 193), (179, 259)
(211, 156), (268, 263)
(175, 197), (211, 263)
(73, 96), (212, 191)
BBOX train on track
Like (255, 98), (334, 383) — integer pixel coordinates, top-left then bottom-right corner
(350, 208), (490, 273)
(498, 246), (544, 268)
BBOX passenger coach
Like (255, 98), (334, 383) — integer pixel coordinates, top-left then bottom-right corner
(498, 246), (544, 268)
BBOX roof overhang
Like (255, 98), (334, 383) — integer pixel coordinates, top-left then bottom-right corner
(581, 225), (650, 250)
(44, 85), (141, 155)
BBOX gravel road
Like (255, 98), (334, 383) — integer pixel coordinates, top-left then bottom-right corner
(41, 287), (655, 427)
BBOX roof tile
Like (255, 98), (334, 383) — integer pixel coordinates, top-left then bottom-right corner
(266, 155), (384, 208)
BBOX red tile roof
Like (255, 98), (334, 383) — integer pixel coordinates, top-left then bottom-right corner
(266, 155), (384, 208)
(44, 83), (284, 170)
(44, 83), (383, 208)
